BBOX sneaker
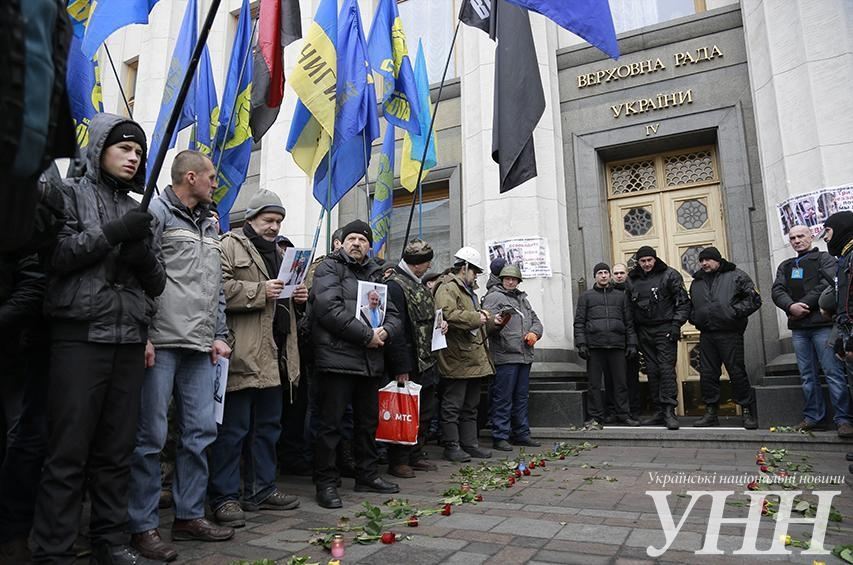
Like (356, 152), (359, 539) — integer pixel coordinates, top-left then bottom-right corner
(493, 439), (513, 451)
(838, 422), (853, 439)
(213, 501), (245, 528)
(243, 490), (300, 512)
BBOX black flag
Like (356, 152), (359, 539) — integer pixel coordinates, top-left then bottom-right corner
(492, 0), (545, 192)
(458, 0), (492, 34)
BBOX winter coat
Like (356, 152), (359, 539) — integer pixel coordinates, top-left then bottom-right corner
(434, 272), (496, 379)
(385, 264), (439, 385)
(148, 186), (227, 351)
(771, 248), (836, 329)
(309, 249), (401, 378)
(0, 253), (46, 350)
(481, 283), (543, 364)
(43, 113), (166, 344)
(627, 258), (691, 329)
(573, 284), (636, 349)
(689, 259), (762, 333)
(219, 230), (299, 393)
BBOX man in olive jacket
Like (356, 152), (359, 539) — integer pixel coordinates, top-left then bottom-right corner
(689, 247), (762, 429)
(309, 220), (402, 509)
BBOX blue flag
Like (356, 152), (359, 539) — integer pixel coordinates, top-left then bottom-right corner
(400, 41), (436, 192)
(66, 2), (103, 150)
(504, 0), (619, 59)
(81, 0), (160, 59)
(146, 0), (198, 182)
(312, 0), (380, 210)
(66, 0), (92, 39)
(367, 0), (420, 135)
(213, 0), (254, 231)
(191, 45), (219, 157)
(370, 126), (395, 257)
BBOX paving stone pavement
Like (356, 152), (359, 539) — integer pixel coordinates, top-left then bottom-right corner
(147, 439), (851, 564)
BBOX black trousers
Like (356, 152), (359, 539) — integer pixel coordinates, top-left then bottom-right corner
(389, 381), (437, 466)
(31, 341), (145, 564)
(626, 355), (641, 416)
(440, 378), (483, 447)
(699, 331), (755, 407)
(587, 349), (629, 420)
(279, 371), (309, 471)
(637, 325), (678, 408)
(313, 372), (380, 488)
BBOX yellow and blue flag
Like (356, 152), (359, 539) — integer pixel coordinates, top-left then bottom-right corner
(311, 0), (380, 210)
(286, 0), (337, 177)
(191, 45), (218, 157)
(400, 41), (437, 192)
(370, 125), (395, 258)
(66, 2), (103, 150)
(367, 0), (420, 135)
(213, 0), (254, 231)
(81, 0), (160, 59)
(146, 0), (198, 182)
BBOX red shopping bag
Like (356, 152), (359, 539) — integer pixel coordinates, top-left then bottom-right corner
(375, 381), (422, 445)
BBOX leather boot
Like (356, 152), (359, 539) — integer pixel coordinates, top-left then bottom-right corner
(693, 404), (719, 427)
(130, 529), (178, 562)
(742, 404), (758, 430)
(442, 442), (471, 462)
(640, 411), (665, 426)
(663, 406), (680, 430)
(461, 444), (492, 459)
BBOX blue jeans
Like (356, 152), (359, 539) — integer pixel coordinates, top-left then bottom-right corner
(128, 348), (217, 532)
(792, 327), (852, 425)
(208, 386), (282, 510)
(490, 363), (532, 441)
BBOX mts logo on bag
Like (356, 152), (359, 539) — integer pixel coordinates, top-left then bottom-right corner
(376, 382), (422, 445)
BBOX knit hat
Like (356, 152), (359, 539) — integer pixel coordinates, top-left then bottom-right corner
(635, 246), (657, 260)
(593, 262), (610, 276)
(490, 257), (507, 276)
(104, 121), (147, 156)
(341, 219), (373, 246)
(403, 239), (434, 264)
(246, 189), (286, 219)
(698, 246), (722, 262)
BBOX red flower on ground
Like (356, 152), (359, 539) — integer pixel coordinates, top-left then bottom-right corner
(407, 516), (419, 527)
(523, 468), (531, 476)
(514, 469), (522, 478)
(539, 459), (546, 467)
(441, 504), (452, 516)
(760, 465), (768, 472)
(381, 532), (396, 544)
(474, 494), (484, 502)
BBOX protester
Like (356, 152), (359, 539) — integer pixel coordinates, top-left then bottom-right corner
(30, 114), (165, 565)
(481, 264), (544, 449)
(128, 150), (233, 561)
(772, 225), (852, 436)
(435, 247), (504, 462)
(574, 263), (639, 428)
(309, 220), (402, 508)
(628, 246), (691, 430)
(423, 271), (442, 292)
(689, 247), (762, 429)
(385, 240), (447, 478)
(208, 190), (303, 528)
(610, 262), (641, 418)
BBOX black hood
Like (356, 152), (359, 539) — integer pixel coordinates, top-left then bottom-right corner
(824, 211), (853, 257)
(692, 258), (736, 280)
(628, 257), (670, 280)
(85, 113), (147, 194)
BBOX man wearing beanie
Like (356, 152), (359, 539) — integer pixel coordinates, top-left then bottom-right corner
(772, 225), (852, 437)
(207, 189), (303, 529)
(308, 219), (403, 508)
(574, 263), (639, 428)
(689, 247), (762, 429)
(385, 240), (448, 478)
(32, 113), (165, 564)
(627, 246), (691, 430)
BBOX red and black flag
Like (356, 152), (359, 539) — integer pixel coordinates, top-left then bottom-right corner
(250, 0), (302, 142)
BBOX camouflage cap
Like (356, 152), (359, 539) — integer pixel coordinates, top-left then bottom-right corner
(403, 239), (434, 265)
(499, 264), (523, 281)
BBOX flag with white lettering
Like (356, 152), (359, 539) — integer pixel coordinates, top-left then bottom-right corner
(458, 0), (492, 34)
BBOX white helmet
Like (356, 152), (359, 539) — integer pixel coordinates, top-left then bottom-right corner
(453, 246), (484, 272)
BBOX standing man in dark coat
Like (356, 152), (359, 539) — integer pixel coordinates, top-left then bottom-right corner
(309, 220), (403, 508)
(627, 246), (691, 430)
(574, 263), (639, 428)
(689, 247), (762, 429)
(611, 263), (641, 418)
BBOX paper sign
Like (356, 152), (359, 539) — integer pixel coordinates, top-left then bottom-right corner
(486, 236), (553, 278)
(431, 309), (447, 351)
(213, 357), (229, 425)
(277, 247), (313, 299)
(776, 184), (852, 238)
(356, 281), (388, 328)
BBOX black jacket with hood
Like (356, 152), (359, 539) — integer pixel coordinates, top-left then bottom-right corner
(43, 113), (166, 344)
(626, 258), (691, 329)
(689, 259), (762, 333)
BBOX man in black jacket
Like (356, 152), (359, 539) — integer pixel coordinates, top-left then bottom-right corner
(575, 263), (639, 428)
(309, 220), (403, 508)
(689, 247), (762, 429)
(772, 225), (852, 436)
(385, 240), (447, 479)
(627, 246), (691, 430)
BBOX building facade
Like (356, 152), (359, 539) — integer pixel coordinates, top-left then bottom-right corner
(98, 0), (853, 420)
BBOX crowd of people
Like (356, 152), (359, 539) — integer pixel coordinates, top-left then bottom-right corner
(1, 113), (852, 564)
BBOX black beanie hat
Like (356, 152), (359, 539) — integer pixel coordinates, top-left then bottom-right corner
(823, 211), (853, 257)
(341, 219), (373, 246)
(490, 257), (507, 276)
(698, 246), (722, 262)
(104, 121), (147, 157)
(593, 262), (610, 276)
(636, 246), (657, 260)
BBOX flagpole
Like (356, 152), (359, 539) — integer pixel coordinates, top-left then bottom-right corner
(104, 45), (133, 118)
(401, 19), (461, 256)
(326, 152), (333, 253)
(362, 135), (372, 228)
(140, 0), (223, 211)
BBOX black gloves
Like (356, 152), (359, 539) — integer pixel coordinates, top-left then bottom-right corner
(577, 344), (589, 360)
(102, 210), (153, 245)
(120, 239), (153, 265)
(625, 345), (638, 359)
(666, 324), (681, 343)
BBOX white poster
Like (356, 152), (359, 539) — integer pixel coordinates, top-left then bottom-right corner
(277, 247), (313, 298)
(776, 184), (852, 238)
(431, 309), (447, 351)
(486, 236), (553, 278)
(356, 281), (388, 328)
(213, 357), (229, 425)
